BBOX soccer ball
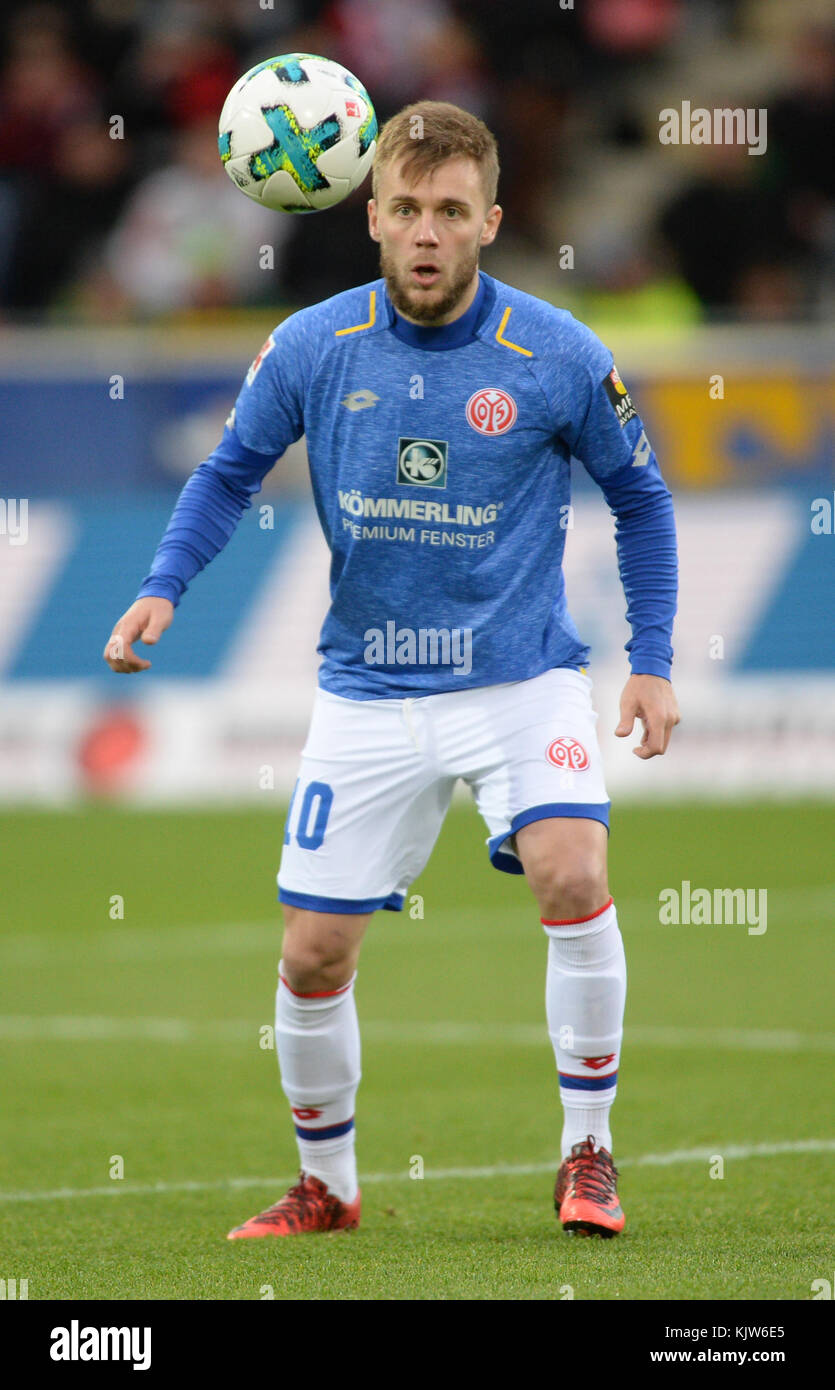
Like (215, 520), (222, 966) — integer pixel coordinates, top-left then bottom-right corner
(218, 52), (377, 213)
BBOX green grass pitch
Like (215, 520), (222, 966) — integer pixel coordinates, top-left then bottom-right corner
(0, 799), (832, 1300)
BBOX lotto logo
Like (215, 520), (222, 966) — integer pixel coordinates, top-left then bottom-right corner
(546, 737), (590, 771)
(291, 1106), (323, 1121)
(581, 1054), (616, 1070)
(465, 387), (517, 436)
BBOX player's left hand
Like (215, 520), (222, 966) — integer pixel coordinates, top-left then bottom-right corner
(615, 674), (680, 759)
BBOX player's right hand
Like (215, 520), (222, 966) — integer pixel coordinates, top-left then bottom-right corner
(103, 597), (174, 673)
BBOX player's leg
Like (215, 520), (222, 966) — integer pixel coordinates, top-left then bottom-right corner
(227, 904), (371, 1240)
(228, 688), (455, 1239)
(275, 905), (370, 1205)
(281, 903), (370, 993)
(514, 815), (609, 922)
(515, 817), (625, 1165)
(516, 817), (626, 1237)
(467, 668), (625, 1235)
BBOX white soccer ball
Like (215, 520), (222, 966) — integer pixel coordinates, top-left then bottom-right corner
(218, 52), (377, 213)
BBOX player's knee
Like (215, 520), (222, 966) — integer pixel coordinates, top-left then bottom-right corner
(280, 940), (352, 994)
(280, 908), (360, 993)
(530, 858), (609, 923)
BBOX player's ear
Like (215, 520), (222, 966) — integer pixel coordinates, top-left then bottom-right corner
(480, 204), (502, 246)
(367, 199), (380, 242)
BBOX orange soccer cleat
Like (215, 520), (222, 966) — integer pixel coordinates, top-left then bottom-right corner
(227, 1173), (361, 1240)
(554, 1136), (625, 1238)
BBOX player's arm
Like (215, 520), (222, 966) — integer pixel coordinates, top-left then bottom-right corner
(103, 327), (304, 673)
(596, 440), (680, 759)
(559, 338), (680, 758)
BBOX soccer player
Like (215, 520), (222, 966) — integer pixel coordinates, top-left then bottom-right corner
(104, 101), (679, 1240)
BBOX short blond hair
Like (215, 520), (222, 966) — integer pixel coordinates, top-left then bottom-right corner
(372, 101), (499, 208)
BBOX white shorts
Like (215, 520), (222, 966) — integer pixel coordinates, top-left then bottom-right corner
(277, 667), (610, 915)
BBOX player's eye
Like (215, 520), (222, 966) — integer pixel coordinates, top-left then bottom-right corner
(444, 207), (462, 218)
(395, 204), (414, 216)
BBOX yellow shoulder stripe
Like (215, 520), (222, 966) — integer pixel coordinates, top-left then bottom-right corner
(335, 289), (376, 337)
(495, 305), (533, 357)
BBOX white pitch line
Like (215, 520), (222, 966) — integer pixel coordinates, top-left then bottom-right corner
(1, 882), (833, 967)
(0, 1015), (254, 1043)
(1, 1014), (835, 1053)
(628, 1025), (835, 1053)
(0, 1140), (832, 1206)
(0, 922), (280, 967)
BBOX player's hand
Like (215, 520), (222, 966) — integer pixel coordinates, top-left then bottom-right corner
(103, 597), (174, 673)
(615, 673), (680, 759)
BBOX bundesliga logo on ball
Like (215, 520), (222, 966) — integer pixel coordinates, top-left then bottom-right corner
(218, 53), (377, 213)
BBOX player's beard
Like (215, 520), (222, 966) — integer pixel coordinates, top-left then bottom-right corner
(379, 244), (481, 324)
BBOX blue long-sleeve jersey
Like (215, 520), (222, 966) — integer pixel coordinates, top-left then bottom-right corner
(137, 271), (677, 697)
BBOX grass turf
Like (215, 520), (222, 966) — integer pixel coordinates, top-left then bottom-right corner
(0, 800), (832, 1300)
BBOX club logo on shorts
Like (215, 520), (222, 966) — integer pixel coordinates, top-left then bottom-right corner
(546, 737), (590, 771)
(397, 437), (448, 487)
(465, 387), (517, 435)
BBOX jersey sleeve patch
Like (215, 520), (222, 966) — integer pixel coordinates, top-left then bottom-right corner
(603, 364), (637, 428)
(246, 333), (275, 387)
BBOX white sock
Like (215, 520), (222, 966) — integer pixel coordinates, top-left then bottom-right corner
(542, 899), (626, 1159)
(274, 963), (361, 1203)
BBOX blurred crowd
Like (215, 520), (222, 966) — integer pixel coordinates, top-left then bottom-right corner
(0, 0), (832, 324)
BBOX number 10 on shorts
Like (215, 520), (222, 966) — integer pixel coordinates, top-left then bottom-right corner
(284, 779), (334, 850)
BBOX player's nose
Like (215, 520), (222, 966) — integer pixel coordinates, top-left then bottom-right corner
(414, 216), (440, 244)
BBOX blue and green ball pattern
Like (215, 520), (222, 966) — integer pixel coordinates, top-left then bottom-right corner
(251, 106), (341, 194)
(218, 53), (377, 204)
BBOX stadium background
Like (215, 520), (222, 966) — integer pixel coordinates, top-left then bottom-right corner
(1, 0), (833, 800)
(0, 0), (833, 1304)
